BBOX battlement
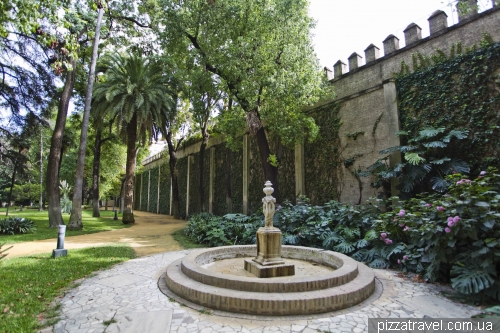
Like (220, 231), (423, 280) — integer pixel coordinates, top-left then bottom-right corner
(327, 0), (494, 79)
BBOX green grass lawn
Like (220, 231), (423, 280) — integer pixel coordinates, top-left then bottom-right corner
(0, 208), (131, 244)
(0, 245), (136, 333)
(171, 228), (205, 249)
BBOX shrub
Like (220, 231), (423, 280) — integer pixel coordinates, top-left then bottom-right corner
(373, 167), (500, 300)
(184, 212), (263, 247)
(0, 217), (37, 235)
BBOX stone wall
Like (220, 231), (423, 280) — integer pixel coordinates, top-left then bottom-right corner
(319, 3), (500, 204)
(136, 2), (500, 213)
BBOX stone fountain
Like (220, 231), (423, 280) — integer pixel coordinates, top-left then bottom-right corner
(163, 182), (375, 315)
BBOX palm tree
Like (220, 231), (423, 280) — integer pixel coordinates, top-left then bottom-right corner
(93, 54), (175, 223)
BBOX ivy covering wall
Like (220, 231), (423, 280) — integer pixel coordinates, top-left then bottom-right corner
(304, 102), (343, 205)
(189, 152), (210, 214)
(248, 136), (264, 213)
(133, 174), (141, 210)
(159, 162), (171, 215)
(149, 166), (159, 213)
(140, 172), (148, 211)
(397, 42), (500, 173)
(177, 157), (188, 218)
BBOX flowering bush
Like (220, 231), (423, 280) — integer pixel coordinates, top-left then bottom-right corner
(375, 167), (500, 300)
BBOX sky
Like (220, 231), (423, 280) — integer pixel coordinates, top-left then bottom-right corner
(308, 0), (494, 68)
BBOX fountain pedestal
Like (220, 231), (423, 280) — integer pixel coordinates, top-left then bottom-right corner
(244, 181), (295, 278)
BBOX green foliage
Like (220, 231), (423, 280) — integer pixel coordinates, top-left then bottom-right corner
(159, 163), (171, 215)
(304, 102), (343, 204)
(396, 42), (500, 177)
(376, 168), (500, 300)
(0, 217), (36, 235)
(364, 126), (470, 198)
(154, 0), (330, 149)
(267, 154), (279, 167)
(149, 166), (159, 213)
(184, 212), (263, 247)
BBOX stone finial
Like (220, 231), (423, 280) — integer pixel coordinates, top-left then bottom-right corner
(333, 60), (347, 78)
(403, 23), (422, 46)
(348, 52), (363, 71)
(262, 181), (276, 228)
(324, 66), (333, 80)
(428, 10), (448, 35)
(457, 0), (478, 22)
(383, 34), (400, 55)
(364, 44), (380, 64)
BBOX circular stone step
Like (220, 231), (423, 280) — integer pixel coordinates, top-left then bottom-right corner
(164, 246), (375, 316)
(181, 246), (359, 293)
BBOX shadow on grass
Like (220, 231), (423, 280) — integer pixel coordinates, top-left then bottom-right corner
(0, 245), (135, 332)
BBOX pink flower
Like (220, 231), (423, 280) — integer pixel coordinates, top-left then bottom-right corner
(399, 223), (404, 227)
(447, 220), (455, 227)
(403, 226), (409, 232)
(380, 232), (387, 239)
(298, 232), (302, 236)
(403, 255), (408, 261)
(398, 259), (401, 264)
(384, 238), (393, 245)
(393, 218), (398, 222)
(445, 227), (451, 233)
(437, 206), (445, 212)
(453, 216), (460, 223)
(398, 209), (406, 217)
(424, 203), (431, 207)
(480, 171), (486, 176)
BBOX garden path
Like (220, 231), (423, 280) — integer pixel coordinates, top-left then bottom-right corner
(6, 211), (186, 258)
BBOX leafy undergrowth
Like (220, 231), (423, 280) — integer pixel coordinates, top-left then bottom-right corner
(0, 245), (135, 332)
(0, 209), (131, 244)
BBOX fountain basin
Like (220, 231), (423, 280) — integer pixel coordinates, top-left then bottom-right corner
(164, 245), (375, 315)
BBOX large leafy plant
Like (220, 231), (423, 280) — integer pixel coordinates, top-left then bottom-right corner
(362, 127), (470, 198)
(376, 168), (500, 300)
(0, 217), (36, 235)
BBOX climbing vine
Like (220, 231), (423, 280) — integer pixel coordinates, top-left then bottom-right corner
(140, 171), (148, 211)
(159, 162), (171, 215)
(134, 173), (142, 210)
(149, 166), (159, 213)
(177, 157), (188, 218)
(304, 101), (343, 205)
(396, 41), (500, 174)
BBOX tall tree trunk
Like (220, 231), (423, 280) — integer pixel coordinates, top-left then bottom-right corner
(119, 179), (125, 213)
(91, 129), (102, 217)
(199, 132), (208, 212)
(166, 131), (180, 218)
(69, 6), (104, 230)
(39, 129), (43, 211)
(6, 160), (18, 216)
(255, 126), (279, 202)
(46, 58), (77, 227)
(122, 113), (137, 223)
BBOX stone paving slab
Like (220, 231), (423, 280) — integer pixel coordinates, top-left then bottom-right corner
(46, 250), (481, 333)
(106, 310), (172, 333)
